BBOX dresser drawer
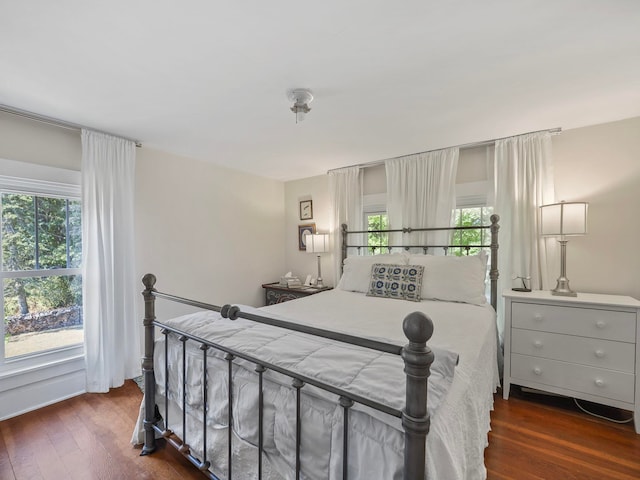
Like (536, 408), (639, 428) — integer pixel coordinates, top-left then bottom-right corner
(511, 329), (635, 373)
(511, 353), (635, 403)
(511, 302), (636, 342)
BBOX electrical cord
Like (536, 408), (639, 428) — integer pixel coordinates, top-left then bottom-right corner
(573, 398), (634, 424)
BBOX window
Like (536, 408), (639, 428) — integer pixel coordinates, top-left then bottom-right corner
(364, 207), (494, 256)
(1, 188), (82, 362)
(365, 212), (389, 254)
(451, 206), (493, 256)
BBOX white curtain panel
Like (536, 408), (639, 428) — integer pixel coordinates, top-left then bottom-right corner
(494, 132), (555, 339)
(329, 167), (363, 285)
(385, 147), (459, 250)
(81, 130), (140, 392)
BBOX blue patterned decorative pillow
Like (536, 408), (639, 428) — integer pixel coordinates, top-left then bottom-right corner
(366, 264), (424, 302)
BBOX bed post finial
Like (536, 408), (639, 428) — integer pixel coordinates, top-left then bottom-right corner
(141, 274), (157, 456)
(489, 214), (500, 311)
(142, 273), (157, 290)
(401, 311), (434, 480)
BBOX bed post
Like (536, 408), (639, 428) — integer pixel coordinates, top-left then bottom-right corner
(401, 311), (434, 480)
(340, 223), (348, 274)
(489, 214), (500, 311)
(141, 273), (157, 456)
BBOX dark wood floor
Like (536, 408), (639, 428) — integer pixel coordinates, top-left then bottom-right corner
(487, 387), (640, 479)
(1, 381), (639, 479)
(0, 381), (202, 480)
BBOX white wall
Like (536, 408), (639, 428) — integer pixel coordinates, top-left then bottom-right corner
(0, 111), (287, 308)
(0, 111), (286, 418)
(0, 111), (81, 169)
(283, 116), (640, 301)
(283, 175), (332, 285)
(552, 116), (640, 299)
(135, 148), (286, 318)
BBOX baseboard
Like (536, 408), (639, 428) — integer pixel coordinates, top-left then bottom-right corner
(1, 387), (86, 421)
(0, 363), (86, 421)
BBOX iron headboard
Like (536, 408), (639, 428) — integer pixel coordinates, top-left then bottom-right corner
(340, 214), (500, 310)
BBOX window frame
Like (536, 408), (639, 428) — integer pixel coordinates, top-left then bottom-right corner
(0, 162), (83, 372)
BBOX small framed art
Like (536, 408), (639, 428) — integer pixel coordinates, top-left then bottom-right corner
(298, 223), (316, 250)
(299, 199), (313, 220)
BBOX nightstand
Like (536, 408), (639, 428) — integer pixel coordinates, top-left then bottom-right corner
(261, 282), (331, 305)
(503, 290), (640, 433)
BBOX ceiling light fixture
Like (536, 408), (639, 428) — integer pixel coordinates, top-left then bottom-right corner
(288, 89), (313, 123)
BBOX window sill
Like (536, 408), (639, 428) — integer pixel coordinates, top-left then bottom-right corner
(0, 344), (84, 381)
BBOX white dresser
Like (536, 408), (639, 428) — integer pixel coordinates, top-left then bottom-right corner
(503, 290), (640, 433)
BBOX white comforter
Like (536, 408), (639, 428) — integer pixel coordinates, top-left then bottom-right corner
(133, 290), (499, 480)
(265, 290), (500, 480)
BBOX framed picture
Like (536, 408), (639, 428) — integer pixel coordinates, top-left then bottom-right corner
(298, 223), (316, 250)
(299, 199), (313, 220)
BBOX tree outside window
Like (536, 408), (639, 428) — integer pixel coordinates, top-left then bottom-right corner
(1, 193), (83, 359)
(451, 206), (493, 256)
(366, 212), (389, 255)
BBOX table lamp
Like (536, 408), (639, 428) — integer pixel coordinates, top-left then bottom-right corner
(306, 233), (329, 288)
(540, 201), (588, 296)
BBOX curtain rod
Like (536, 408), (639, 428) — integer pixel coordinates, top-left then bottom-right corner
(0, 104), (142, 147)
(327, 127), (561, 173)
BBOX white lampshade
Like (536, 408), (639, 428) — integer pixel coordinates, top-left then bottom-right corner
(540, 202), (588, 237)
(306, 233), (329, 253)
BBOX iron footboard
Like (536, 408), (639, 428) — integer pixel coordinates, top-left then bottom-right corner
(140, 273), (434, 480)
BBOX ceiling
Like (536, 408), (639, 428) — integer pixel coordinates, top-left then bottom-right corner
(1, 1), (639, 181)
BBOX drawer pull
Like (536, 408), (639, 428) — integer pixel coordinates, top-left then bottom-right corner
(594, 378), (605, 388)
(533, 340), (543, 348)
(533, 367), (542, 375)
(533, 314), (543, 322)
(596, 320), (606, 329)
(594, 349), (605, 358)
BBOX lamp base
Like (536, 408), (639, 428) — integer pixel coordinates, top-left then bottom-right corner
(316, 254), (324, 288)
(551, 277), (577, 297)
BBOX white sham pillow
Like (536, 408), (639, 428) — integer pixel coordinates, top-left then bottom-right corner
(337, 253), (409, 293)
(408, 252), (488, 305)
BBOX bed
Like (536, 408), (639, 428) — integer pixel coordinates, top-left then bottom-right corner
(132, 215), (500, 480)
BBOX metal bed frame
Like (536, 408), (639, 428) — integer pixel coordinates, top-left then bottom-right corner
(341, 214), (500, 311)
(140, 214), (500, 480)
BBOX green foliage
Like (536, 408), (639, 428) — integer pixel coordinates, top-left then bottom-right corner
(451, 207), (493, 256)
(1, 194), (35, 271)
(367, 213), (389, 254)
(2, 193), (82, 318)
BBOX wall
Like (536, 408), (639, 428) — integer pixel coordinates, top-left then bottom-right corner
(283, 175), (332, 286)
(135, 148), (286, 320)
(283, 116), (640, 301)
(0, 111), (286, 418)
(0, 111), (286, 308)
(0, 112), (81, 169)
(552, 116), (640, 299)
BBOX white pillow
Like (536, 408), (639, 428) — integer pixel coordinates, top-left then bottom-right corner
(408, 252), (488, 305)
(337, 253), (409, 293)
